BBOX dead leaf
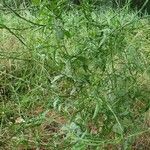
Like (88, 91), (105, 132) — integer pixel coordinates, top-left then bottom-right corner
(15, 117), (25, 124)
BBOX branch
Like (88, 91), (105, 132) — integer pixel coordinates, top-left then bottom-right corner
(2, 2), (46, 27)
(0, 23), (28, 48)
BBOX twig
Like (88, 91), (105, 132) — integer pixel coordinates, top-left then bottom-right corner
(2, 2), (46, 27)
(0, 23), (28, 48)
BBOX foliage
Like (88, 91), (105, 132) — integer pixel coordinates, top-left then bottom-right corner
(0, 0), (150, 149)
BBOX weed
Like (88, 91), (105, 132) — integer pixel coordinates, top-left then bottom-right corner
(0, 1), (150, 149)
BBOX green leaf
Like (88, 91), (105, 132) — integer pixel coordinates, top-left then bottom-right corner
(64, 29), (71, 38)
(92, 104), (99, 119)
(51, 74), (64, 84)
(32, 0), (41, 5)
(56, 28), (64, 40)
(112, 123), (124, 135)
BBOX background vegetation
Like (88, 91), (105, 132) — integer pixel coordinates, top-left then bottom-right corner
(0, 0), (150, 149)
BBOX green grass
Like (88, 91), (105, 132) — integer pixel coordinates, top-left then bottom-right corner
(0, 3), (150, 150)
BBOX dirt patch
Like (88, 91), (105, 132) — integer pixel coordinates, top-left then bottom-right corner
(132, 133), (150, 150)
